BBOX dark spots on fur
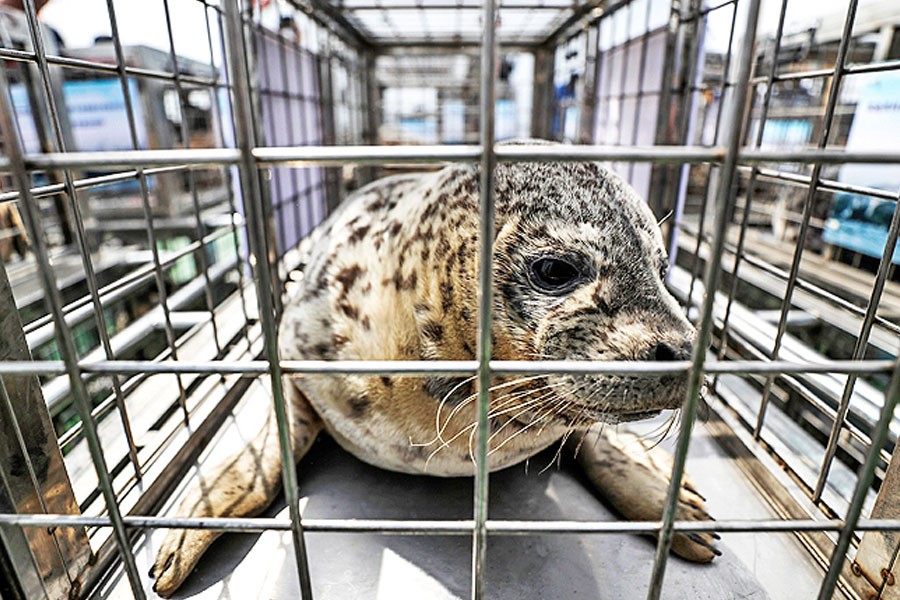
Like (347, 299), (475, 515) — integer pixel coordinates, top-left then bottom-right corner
(449, 191), (476, 212)
(299, 287), (318, 302)
(447, 246), (459, 271)
(348, 395), (371, 417)
(448, 244), (467, 275)
(335, 266), (367, 321)
(436, 237), (451, 260)
(380, 376), (393, 388)
(414, 302), (430, 315)
(421, 199), (440, 222)
(421, 320), (443, 342)
(459, 305), (471, 323)
(591, 285), (613, 315)
(292, 333), (310, 351)
(312, 343), (331, 358)
(409, 222), (435, 244)
(424, 376), (473, 405)
(447, 180), (464, 198)
(302, 270), (329, 299)
(336, 264), (363, 290)
(361, 316), (371, 330)
(391, 270), (418, 291)
(339, 302), (359, 320)
(368, 196), (388, 212)
(448, 214), (465, 229)
(462, 340), (475, 357)
(389, 221), (402, 237)
(592, 458), (614, 469)
(441, 282), (454, 312)
(332, 334), (350, 349)
(395, 443), (427, 463)
(348, 224), (371, 244)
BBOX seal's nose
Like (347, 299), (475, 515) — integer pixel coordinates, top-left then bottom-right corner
(645, 340), (692, 362)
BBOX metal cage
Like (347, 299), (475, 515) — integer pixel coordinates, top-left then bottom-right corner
(0, 0), (898, 599)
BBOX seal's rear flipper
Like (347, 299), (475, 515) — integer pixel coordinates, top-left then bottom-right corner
(570, 425), (720, 563)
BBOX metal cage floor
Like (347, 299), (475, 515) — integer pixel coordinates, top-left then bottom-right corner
(92, 373), (823, 600)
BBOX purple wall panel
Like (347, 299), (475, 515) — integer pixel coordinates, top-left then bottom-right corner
(255, 33), (327, 257)
(592, 27), (667, 208)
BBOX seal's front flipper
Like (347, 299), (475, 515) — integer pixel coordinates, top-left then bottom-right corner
(570, 425), (719, 563)
(150, 381), (322, 598)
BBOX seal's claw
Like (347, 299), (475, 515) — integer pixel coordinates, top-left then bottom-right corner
(670, 486), (719, 563)
(572, 427), (721, 563)
(150, 529), (198, 598)
(687, 533), (722, 555)
(672, 530), (719, 563)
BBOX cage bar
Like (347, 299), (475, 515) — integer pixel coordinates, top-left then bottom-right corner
(0, 0), (898, 598)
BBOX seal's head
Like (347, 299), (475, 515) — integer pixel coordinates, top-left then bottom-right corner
(490, 154), (695, 425)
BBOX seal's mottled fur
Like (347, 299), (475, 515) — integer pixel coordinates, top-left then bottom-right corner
(150, 147), (719, 597)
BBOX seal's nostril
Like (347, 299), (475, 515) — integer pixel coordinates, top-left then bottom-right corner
(653, 342), (678, 362)
(650, 341), (692, 361)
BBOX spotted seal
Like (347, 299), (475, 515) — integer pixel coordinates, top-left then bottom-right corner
(150, 144), (719, 597)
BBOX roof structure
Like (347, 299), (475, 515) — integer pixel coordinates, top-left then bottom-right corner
(319, 0), (604, 47)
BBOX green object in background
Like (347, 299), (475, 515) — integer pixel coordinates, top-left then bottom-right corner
(72, 321), (97, 356)
(212, 229), (239, 263)
(161, 236), (198, 284)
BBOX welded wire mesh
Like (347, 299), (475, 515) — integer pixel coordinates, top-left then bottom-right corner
(0, 1), (898, 600)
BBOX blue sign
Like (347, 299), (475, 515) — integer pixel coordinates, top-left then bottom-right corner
(823, 192), (900, 264)
(825, 73), (900, 262)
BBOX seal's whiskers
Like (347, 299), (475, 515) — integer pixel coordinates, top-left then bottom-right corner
(485, 394), (577, 459)
(410, 375), (477, 448)
(641, 411), (679, 450)
(438, 377), (557, 437)
(412, 375), (544, 449)
(541, 404), (593, 473)
(426, 382), (562, 466)
(485, 387), (566, 447)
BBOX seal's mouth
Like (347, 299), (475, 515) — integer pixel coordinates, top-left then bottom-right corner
(615, 410), (662, 423)
(567, 408), (662, 425)
(572, 407), (664, 424)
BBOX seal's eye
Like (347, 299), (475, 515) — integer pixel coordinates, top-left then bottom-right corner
(529, 257), (582, 294)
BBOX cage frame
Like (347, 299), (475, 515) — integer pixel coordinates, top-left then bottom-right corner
(0, 0), (898, 599)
